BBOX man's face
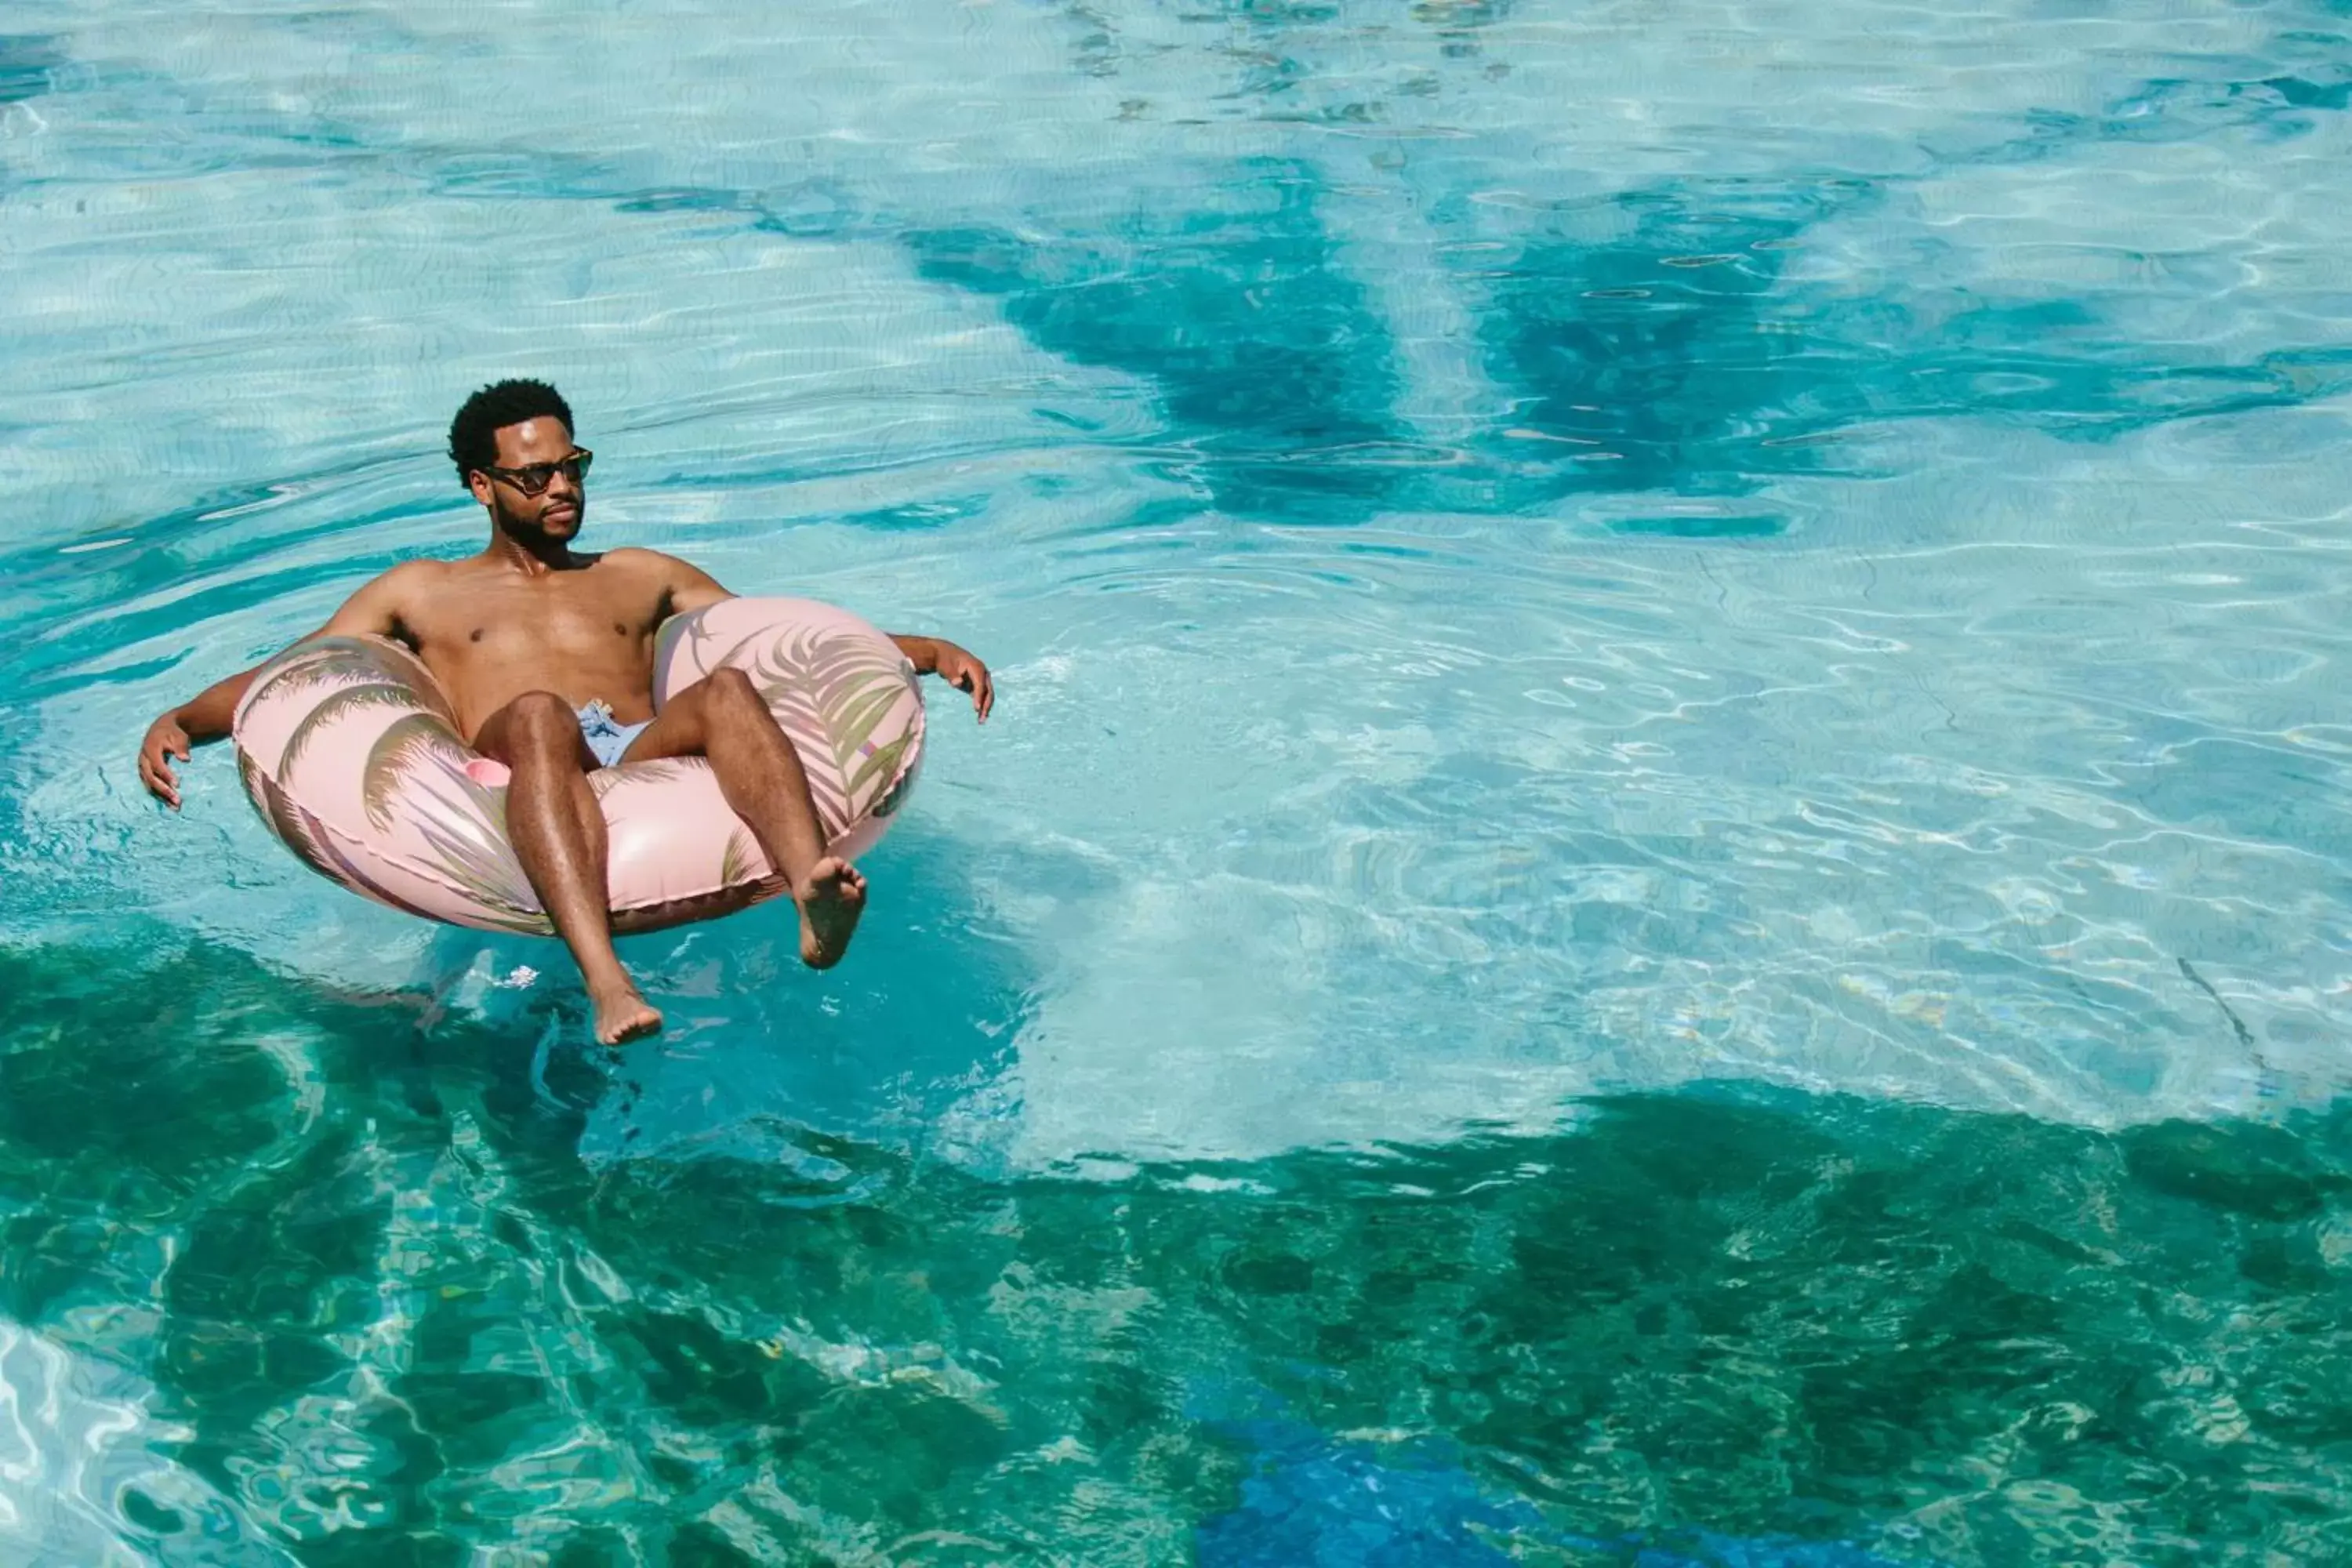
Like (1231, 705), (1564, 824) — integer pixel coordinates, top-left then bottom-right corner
(469, 417), (587, 541)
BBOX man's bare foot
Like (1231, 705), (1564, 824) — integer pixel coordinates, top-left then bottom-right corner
(590, 982), (663, 1044)
(796, 857), (867, 970)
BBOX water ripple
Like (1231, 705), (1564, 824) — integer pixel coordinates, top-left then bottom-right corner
(5, 0), (2352, 1559)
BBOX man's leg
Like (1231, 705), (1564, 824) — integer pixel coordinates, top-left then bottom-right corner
(619, 667), (866, 968)
(474, 691), (662, 1044)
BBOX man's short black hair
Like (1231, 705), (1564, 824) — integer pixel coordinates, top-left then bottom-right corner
(448, 379), (575, 484)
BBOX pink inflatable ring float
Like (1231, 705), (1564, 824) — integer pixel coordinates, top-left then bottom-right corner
(230, 597), (925, 935)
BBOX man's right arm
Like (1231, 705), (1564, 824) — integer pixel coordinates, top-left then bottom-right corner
(137, 567), (414, 809)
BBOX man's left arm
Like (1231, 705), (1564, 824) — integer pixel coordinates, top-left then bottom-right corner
(889, 633), (993, 723)
(644, 552), (993, 723)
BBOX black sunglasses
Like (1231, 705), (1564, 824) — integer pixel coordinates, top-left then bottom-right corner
(480, 449), (593, 496)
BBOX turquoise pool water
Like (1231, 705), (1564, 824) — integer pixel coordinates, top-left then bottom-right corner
(4, 1), (2351, 1561)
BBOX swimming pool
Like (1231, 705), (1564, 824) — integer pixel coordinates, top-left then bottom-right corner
(3, 0), (2350, 1559)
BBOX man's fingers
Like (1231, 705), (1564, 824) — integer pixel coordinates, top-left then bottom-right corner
(139, 754), (180, 808)
(935, 654), (993, 721)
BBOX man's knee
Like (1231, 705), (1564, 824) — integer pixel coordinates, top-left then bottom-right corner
(502, 691), (581, 751)
(702, 666), (766, 713)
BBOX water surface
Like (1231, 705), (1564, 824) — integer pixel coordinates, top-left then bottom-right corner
(2, 0), (2350, 1560)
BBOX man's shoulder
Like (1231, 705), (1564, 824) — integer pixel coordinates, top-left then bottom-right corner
(352, 556), (452, 603)
(597, 546), (723, 593)
(596, 546), (691, 574)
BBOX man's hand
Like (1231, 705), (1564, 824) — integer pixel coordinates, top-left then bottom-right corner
(129, 573), (400, 815)
(932, 641), (995, 722)
(890, 633), (996, 721)
(139, 713), (193, 809)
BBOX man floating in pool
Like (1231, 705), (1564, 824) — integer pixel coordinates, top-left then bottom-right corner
(136, 379), (993, 1044)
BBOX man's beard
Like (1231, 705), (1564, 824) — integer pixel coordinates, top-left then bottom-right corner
(495, 503), (577, 542)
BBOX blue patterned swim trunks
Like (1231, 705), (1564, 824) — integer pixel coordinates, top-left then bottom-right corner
(576, 699), (651, 768)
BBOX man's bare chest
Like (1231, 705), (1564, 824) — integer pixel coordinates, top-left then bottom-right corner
(402, 578), (668, 667)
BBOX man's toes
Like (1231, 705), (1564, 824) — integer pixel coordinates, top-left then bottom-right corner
(593, 993), (663, 1044)
(802, 858), (864, 902)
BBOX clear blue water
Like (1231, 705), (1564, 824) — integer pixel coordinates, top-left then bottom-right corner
(3, 2), (2352, 1562)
